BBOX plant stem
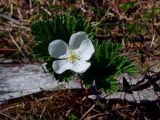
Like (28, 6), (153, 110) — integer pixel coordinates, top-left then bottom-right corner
(75, 73), (84, 89)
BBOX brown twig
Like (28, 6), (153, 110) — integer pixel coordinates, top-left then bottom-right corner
(0, 104), (23, 113)
(0, 13), (21, 25)
(40, 106), (46, 118)
(80, 104), (95, 120)
(0, 112), (16, 120)
(9, 32), (21, 53)
(86, 112), (109, 120)
(0, 48), (17, 52)
(41, 6), (51, 16)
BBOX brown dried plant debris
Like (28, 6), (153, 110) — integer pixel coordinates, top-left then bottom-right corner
(0, 89), (159, 120)
(0, 1), (160, 119)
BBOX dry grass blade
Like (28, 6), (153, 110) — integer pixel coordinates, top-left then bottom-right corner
(80, 104), (95, 120)
(0, 48), (17, 52)
(40, 106), (46, 118)
(0, 112), (16, 120)
(9, 32), (25, 57)
(9, 32), (21, 53)
(41, 6), (51, 16)
(150, 34), (155, 48)
(0, 13), (21, 25)
(86, 112), (109, 120)
(0, 104), (23, 113)
(0, 0), (160, 119)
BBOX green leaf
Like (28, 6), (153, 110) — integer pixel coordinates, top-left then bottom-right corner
(31, 14), (96, 81)
(119, 3), (135, 11)
(125, 23), (146, 35)
(154, 8), (160, 15)
(31, 14), (136, 93)
(82, 40), (137, 93)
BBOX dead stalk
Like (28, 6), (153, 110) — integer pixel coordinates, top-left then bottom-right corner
(17, 7), (23, 21)
(40, 106), (46, 118)
(0, 104), (22, 112)
(9, 32), (22, 53)
(0, 13), (21, 25)
(86, 112), (109, 120)
(53, 0), (56, 5)
(81, 0), (85, 6)
(10, 4), (13, 16)
(150, 34), (155, 48)
(0, 112), (16, 120)
(80, 104), (95, 120)
(29, 0), (32, 12)
(41, 7), (51, 16)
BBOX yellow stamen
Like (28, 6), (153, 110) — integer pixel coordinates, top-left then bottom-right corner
(68, 53), (79, 63)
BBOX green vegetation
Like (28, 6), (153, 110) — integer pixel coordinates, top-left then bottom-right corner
(1, 1), (160, 119)
(31, 14), (136, 93)
(31, 14), (96, 81)
(82, 40), (136, 92)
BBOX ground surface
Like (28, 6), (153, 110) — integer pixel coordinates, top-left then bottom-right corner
(0, 63), (159, 119)
(0, 0), (160, 120)
(0, 89), (159, 120)
(0, 63), (159, 104)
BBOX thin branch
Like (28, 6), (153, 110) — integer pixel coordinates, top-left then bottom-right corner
(86, 112), (109, 120)
(80, 104), (95, 120)
(0, 112), (16, 120)
(0, 13), (21, 25)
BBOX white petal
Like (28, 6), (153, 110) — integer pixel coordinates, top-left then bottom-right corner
(70, 60), (91, 73)
(53, 60), (72, 74)
(53, 59), (91, 74)
(69, 32), (88, 50)
(76, 39), (95, 61)
(48, 40), (69, 59)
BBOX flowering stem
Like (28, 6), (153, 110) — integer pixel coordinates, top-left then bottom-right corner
(75, 73), (84, 89)
(75, 73), (89, 97)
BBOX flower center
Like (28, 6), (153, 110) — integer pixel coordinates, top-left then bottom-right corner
(67, 52), (79, 63)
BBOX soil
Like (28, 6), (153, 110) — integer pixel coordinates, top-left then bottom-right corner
(0, 0), (160, 120)
(0, 89), (159, 120)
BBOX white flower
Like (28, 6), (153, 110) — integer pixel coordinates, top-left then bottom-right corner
(48, 31), (95, 74)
